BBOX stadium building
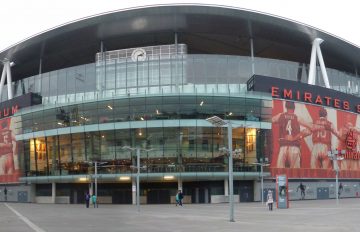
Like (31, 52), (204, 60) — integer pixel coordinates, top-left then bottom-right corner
(0, 4), (360, 204)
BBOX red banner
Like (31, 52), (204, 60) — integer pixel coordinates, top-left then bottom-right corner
(271, 99), (360, 178)
(0, 117), (19, 183)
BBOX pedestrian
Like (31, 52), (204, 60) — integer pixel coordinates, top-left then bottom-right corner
(297, 182), (306, 200)
(4, 187), (8, 202)
(85, 192), (90, 208)
(266, 190), (274, 211)
(338, 183), (344, 198)
(176, 190), (183, 206)
(92, 194), (98, 208)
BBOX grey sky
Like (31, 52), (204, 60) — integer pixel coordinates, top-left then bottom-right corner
(1, 0), (359, 51)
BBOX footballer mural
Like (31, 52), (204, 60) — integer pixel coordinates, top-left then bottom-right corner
(0, 117), (19, 183)
(271, 99), (360, 178)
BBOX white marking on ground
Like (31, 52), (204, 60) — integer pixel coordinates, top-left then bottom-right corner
(4, 203), (46, 232)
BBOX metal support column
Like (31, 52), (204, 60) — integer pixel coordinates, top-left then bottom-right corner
(136, 148), (140, 212)
(227, 121), (234, 222)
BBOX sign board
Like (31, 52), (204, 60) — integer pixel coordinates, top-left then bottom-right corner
(247, 75), (360, 114)
(0, 93), (42, 183)
(276, 175), (289, 209)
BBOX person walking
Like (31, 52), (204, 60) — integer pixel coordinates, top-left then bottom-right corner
(176, 190), (184, 206)
(338, 183), (344, 198)
(267, 190), (274, 211)
(85, 192), (90, 208)
(4, 187), (8, 202)
(297, 182), (306, 200)
(92, 194), (98, 208)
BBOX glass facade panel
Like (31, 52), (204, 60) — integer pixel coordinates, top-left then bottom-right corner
(13, 48), (359, 179)
(59, 134), (71, 175)
(17, 95), (272, 136)
(6, 53), (358, 107)
(22, 124), (270, 176)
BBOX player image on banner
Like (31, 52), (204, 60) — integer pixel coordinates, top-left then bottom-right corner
(337, 112), (360, 171)
(271, 99), (360, 178)
(310, 108), (340, 169)
(0, 117), (19, 182)
(272, 101), (312, 169)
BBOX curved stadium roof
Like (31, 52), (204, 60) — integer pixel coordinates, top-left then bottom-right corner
(1, 4), (359, 82)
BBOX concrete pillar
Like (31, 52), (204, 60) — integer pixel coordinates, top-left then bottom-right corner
(195, 188), (199, 203)
(224, 179), (229, 196)
(88, 183), (92, 195)
(205, 188), (209, 203)
(51, 182), (56, 203)
(177, 179), (183, 191)
(132, 179), (136, 205)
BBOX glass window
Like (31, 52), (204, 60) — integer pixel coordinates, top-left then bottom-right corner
(105, 63), (116, 90)
(34, 137), (47, 176)
(116, 60), (127, 90)
(67, 67), (76, 96)
(47, 136), (59, 176)
(115, 129), (131, 158)
(85, 132), (101, 161)
(245, 128), (257, 164)
(32, 111), (43, 132)
(41, 73), (50, 97)
(149, 57), (160, 87)
(82, 102), (98, 125)
(113, 98), (130, 122)
(72, 133), (85, 163)
(137, 60), (149, 87)
(49, 71), (58, 97)
(28, 75), (35, 93)
(98, 100), (114, 123)
(129, 98), (146, 121)
(59, 134), (71, 175)
(29, 139), (36, 175)
(100, 131), (116, 161)
(57, 69), (67, 95)
(84, 63), (96, 92)
(34, 75), (42, 94)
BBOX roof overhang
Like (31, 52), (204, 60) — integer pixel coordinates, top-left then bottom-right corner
(1, 4), (359, 81)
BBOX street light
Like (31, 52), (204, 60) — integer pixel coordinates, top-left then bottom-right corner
(252, 158), (269, 205)
(87, 161), (107, 197)
(206, 116), (235, 222)
(328, 149), (344, 205)
(122, 146), (152, 212)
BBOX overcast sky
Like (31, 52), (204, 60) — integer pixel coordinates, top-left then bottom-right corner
(1, 0), (359, 51)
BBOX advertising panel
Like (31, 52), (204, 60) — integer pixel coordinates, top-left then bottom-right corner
(247, 75), (360, 178)
(271, 99), (360, 178)
(0, 93), (41, 183)
(276, 175), (289, 208)
(0, 117), (19, 183)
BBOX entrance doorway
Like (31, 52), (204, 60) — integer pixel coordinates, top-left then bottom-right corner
(112, 190), (132, 204)
(191, 187), (210, 203)
(235, 181), (254, 202)
(147, 189), (171, 204)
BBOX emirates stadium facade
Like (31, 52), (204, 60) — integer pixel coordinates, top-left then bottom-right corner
(1, 4), (360, 204)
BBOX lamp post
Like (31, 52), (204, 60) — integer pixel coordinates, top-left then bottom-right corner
(122, 146), (152, 212)
(252, 158), (269, 205)
(94, 161), (97, 197)
(206, 116), (234, 222)
(328, 149), (344, 205)
(88, 161), (106, 197)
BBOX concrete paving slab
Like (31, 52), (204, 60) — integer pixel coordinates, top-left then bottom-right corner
(1, 199), (360, 232)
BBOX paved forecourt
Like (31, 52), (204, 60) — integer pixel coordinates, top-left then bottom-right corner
(1, 199), (360, 232)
